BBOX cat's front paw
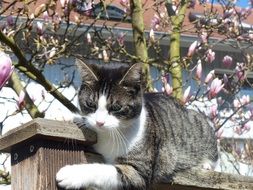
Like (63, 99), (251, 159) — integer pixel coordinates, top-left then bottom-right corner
(56, 165), (85, 189)
(56, 163), (119, 190)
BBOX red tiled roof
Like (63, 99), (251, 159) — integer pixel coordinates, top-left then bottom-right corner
(1, 0), (253, 36)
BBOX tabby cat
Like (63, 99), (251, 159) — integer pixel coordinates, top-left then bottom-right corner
(56, 59), (218, 190)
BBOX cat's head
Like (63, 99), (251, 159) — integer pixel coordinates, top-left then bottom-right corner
(76, 59), (143, 131)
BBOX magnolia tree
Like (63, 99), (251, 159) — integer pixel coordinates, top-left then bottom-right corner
(0, 0), (253, 185)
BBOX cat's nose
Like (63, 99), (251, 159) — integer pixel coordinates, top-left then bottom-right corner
(96, 121), (105, 127)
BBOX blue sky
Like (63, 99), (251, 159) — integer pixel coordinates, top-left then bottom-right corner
(214, 0), (249, 7)
(236, 0), (249, 7)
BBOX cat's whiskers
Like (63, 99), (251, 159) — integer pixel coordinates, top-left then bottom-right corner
(117, 129), (130, 163)
(116, 128), (128, 154)
(114, 129), (121, 158)
(108, 130), (114, 155)
(111, 129), (116, 156)
(107, 128), (128, 159)
(115, 128), (129, 155)
(110, 129), (118, 157)
(117, 128), (129, 145)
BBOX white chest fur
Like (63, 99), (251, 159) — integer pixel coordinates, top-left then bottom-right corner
(93, 107), (147, 163)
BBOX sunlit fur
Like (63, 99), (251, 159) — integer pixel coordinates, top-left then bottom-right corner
(56, 60), (218, 190)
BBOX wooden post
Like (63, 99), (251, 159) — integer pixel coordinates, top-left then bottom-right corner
(1, 118), (253, 190)
(0, 118), (102, 190)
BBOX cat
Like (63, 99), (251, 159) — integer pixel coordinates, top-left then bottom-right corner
(56, 59), (218, 190)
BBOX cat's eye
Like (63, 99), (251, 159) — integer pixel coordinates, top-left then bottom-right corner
(110, 104), (122, 112)
(123, 86), (138, 96)
(86, 100), (97, 109)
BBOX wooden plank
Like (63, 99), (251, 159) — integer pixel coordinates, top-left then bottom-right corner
(0, 118), (96, 152)
(154, 184), (214, 190)
(153, 168), (253, 190)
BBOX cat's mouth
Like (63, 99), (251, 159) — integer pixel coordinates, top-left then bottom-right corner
(92, 123), (119, 131)
(73, 114), (134, 132)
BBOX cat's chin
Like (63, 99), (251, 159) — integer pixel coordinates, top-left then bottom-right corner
(90, 126), (109, 132)
(90, 125), (121, 132)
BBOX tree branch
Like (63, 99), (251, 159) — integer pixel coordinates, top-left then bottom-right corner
(0, 169), (11, 185)
(167, 0), (189, 100)
(8, 71), (45, 118)
(0, 31), (79, 113)
(130, 0), (153, 92)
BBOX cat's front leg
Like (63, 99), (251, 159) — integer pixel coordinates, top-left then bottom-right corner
(56, 163), (121, 190)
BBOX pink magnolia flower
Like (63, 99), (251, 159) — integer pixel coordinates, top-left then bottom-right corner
(120, 0), (128, 6)
(164, 83), (173, 96)
(200, 31), (208, 44)
(149, 29), (155, 43)
(0, 52), (14, 89)
(117, 32), (125, 46)
(86, 33), (92, 44)
(196, 60), (202, 80)
(210, 104), (218, 119)
(161, 76), (167, 84)
(172, 4), (177, 13)
(232, 0), (237, 5)
(60, 0), (69, 7)
(223, 8), (234, 19)
(232, 17), (239, 29)
(153, 88), (158, 92)
(204, 70), (215, 84)
(103, 50), (109, 62)
(208, 78), (224, 99)
(53, 13), (61, 26)
(187, 41), (198, 57)
(217, 97), (225, 106)
(243, 121), (251, 132)
(216, 128), (223, 139)
(233, 99), (240, 108)
(235, 63), (246, 81)
(120, 1), (130, 14)
(249, 31), (253, 40)
(238, 7), (251, 18)
(249, 107), (253, 119)
(18, 90), (26, 110)
(48, 47), (56, 59)
(151, 14), (160, 30)
(6, 15), (14, 27)
(235, 146), (242, 156)
(36, 21), (44, 35)
(223, 74), (228, 85)
(82, 2), (93, 16)
(234, 126), (243, 135)
(161, 76), (173, 96)
(182, 86), (191, 104)
(205, 49), (215, 63)
(29, 13), (35, 20)
(74, 14), (80, 23)
(43, 11), (49, 22)
(222, 55), (233, 68)
(241, 95), (250, 105)
(235, 122), (251, 135)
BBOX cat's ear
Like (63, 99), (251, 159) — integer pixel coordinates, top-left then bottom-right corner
(76, 58), (98, 85)
(119, 63), (142, 85)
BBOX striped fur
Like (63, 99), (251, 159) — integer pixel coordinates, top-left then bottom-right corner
(56, 60), (218, 190)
